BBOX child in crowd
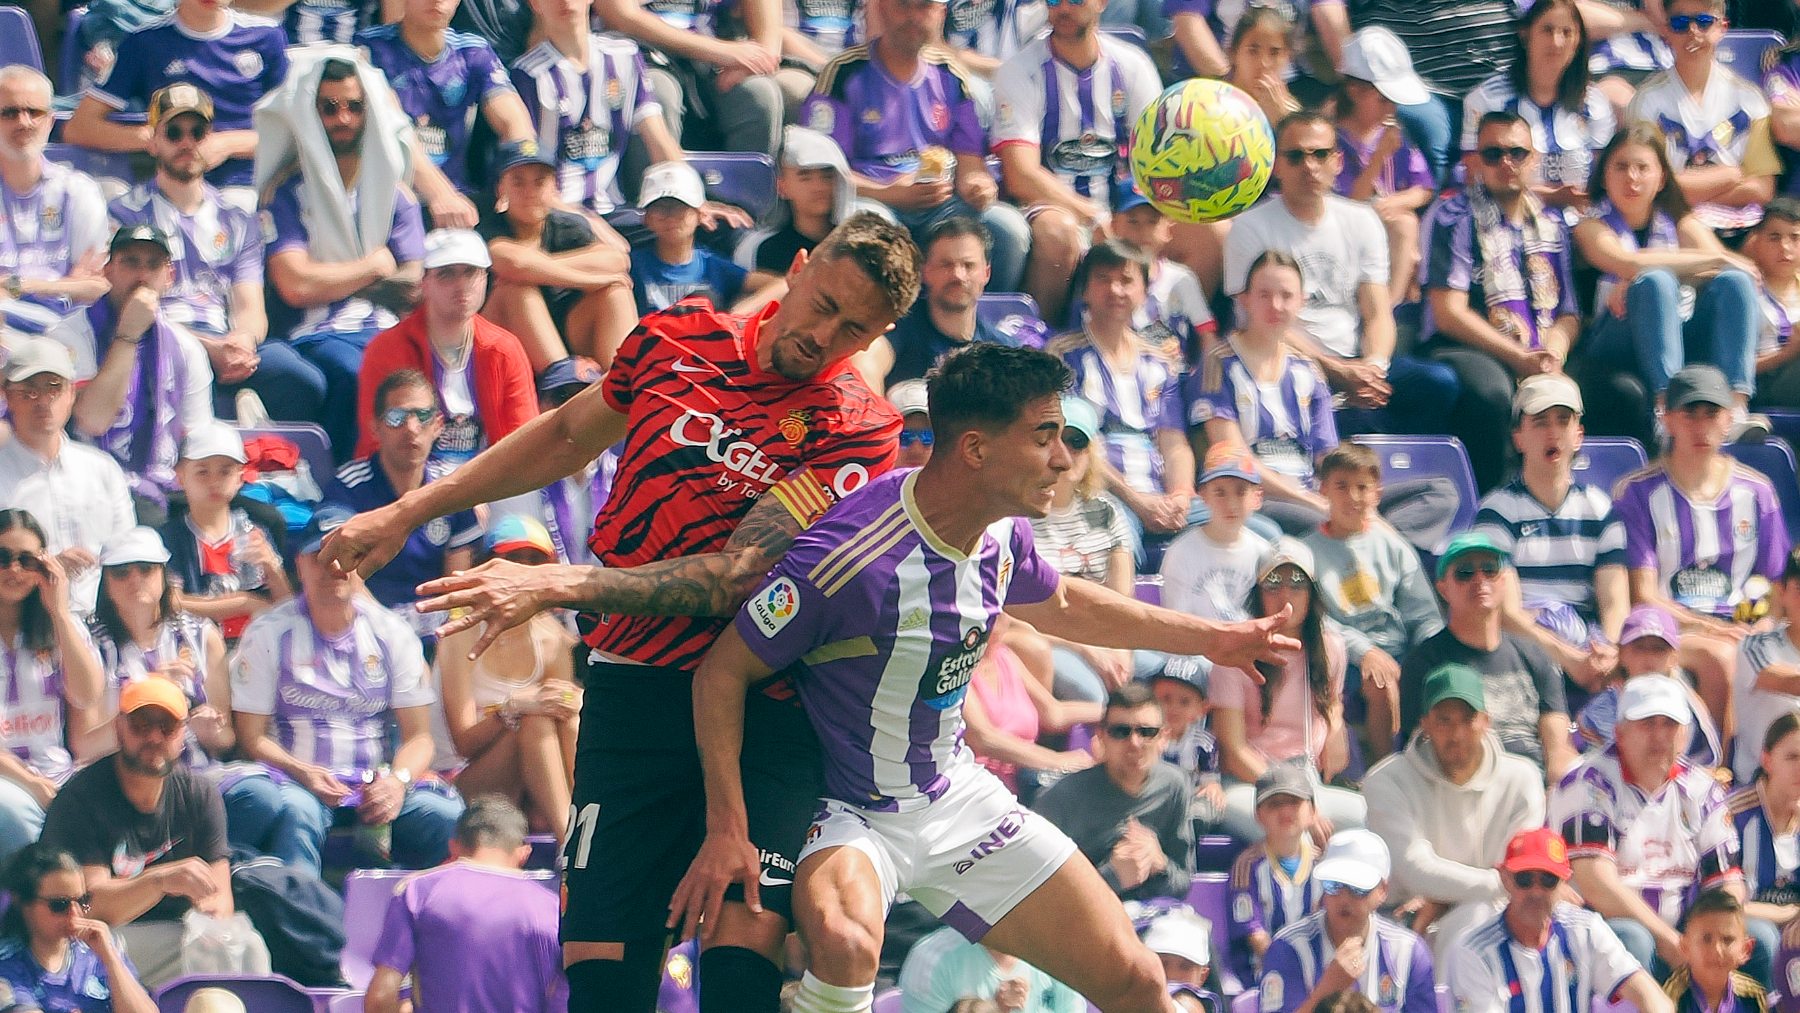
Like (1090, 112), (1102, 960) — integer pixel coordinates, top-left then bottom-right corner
(735, 126), (854, 288)
(1664, 890), (1771, 1013)
(1144, 912), (1221, 1011)
(1227, 763), (1325, 979)
(159, 425), (290, 643)
(1227, 7), (1301, 131)
(1750, 197), (1800, 409)
(1335, 28), (1434, 305)
(1149, 661), (1225, 828)
(629, 162), (752, 316)
(1162, 445), (1272, 624)
(1575, 604), (1723, 765)
(1110, 184), (1216, 362)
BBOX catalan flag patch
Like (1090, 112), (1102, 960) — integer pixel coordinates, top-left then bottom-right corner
(771, 468), (836, 527)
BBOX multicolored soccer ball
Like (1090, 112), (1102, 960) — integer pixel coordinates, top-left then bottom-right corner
(1128, 79), (1275, 224)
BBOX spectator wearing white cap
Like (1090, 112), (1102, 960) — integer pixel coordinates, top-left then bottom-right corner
(1548, 674), (1761, 977)
(1144, 911), (1217, 996)
(356, 229), (537, 469)
(736, 127), (858, 286)
(0, 339), (135, 615)
(629, 163), (768, 316)
(887, 379), (934, 469)
(58, 226), (217, 517)
(1258, 829), (1436, 1013)
(1331, 30), (1435, 307)
(896, 922), (1085, 1013)
(158, 423), (292, 643)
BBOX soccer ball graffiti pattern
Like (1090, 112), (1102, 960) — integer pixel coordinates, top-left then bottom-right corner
(1129, 79), (1275, 224)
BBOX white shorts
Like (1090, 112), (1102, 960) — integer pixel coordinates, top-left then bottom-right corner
(799, 765), (1078, 941)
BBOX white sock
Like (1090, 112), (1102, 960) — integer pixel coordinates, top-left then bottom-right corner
(790, 971), (875, 1013)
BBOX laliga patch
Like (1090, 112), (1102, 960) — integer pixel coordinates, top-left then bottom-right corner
(752, 577), (800, 638)
(1233, 894), (1253, 923)
(1261, 975), (1283, 1012)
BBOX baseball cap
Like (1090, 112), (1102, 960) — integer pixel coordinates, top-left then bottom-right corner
(492, 139), (557, 176)
(181, 422), (247, 464)
(1255, 760), (1314, 807)
(1512, 373), (1584, 419)
(1199, 443), (1262, 486)
(1340, 27), (1429, 107)
(1420, 663), (1487, 715)
(148, 82), (213, 128)
(1112, 177), (1151, 214)
(422, 229), (492, 271)
(1142, 913), (1210, 968)
(638, 161), (707, 210)
(3, 338), (76, 383)
(1435, 530), (1510, 580)
(1149, 654), (1210, 697)
(1500, 827), (1572, 879)
(536, 356), (604, 397)
(1666, 364), (1733, 410)
(488, 514), (556, 558)
(120, 676), (189, 721)
(887, 379), (929, 418)
(1061, 395), (1102, 443)
(297, 504), (355, 556)
(110, 224), (171, 256)
(1256, 537), (1316, 584)
(100, 527), (171, 567)
(1314, 829), (1391, 893)
(1619, 604), (1682, 650)
(1617, 673), (1693, 726)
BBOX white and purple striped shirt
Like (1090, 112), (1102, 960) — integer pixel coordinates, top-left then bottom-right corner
(1612, 462), (1789, 619)
(0, 629), (86, 783)
(91, 612), (217, 768)
(1442, 903), (1643, 1013)
(110, 180), (265, 338)
(510, 35), (662, 216)
(229, 595), (433, 780)
(1185, 343), (1338, 487)
(1259, 912), (1435, 1013)
(0, 162), (110, 322)
(1047, 332), (1185, 494)
(735, 469), (1062, 812)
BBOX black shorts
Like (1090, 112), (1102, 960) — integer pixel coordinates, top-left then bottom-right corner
(559, 662), (823, 945)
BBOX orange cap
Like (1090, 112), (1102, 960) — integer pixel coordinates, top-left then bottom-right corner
(120, 678), (189, 721)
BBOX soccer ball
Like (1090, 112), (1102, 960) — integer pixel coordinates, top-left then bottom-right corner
(1127, 79), (1275, 224)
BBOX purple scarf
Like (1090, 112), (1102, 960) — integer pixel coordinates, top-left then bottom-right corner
(85, 298), (186, 499)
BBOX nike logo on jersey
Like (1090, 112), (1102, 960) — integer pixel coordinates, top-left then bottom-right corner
(672, 359), (711, 374)
(758, 870), (793, 887)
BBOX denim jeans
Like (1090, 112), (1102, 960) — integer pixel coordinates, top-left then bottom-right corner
(288, 326), (381, 462)
(1588, 268), (1759, 397)
(1334, 355), (1463, 438)
(1395, 94), (1459, 186)
(224, 773), (464, 872)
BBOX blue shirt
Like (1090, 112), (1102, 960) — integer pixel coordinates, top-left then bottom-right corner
(323, 455), (482, 612)
(630, 248), (748, 316)
(263, 176), (427, 338)
(885, 302), (1020, 386)
(0, 936), (131, 1012)
(355, 25), (517, 194)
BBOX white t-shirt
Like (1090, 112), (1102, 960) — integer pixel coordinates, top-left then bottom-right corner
(1735, 626), (1800, 784)
(1160, 524), (1271, 622)
(1222, 196), (1389, 359)
(1627, 65), (1778, 232)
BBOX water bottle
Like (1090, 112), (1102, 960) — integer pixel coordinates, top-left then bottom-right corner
(230, 513), (263, 590)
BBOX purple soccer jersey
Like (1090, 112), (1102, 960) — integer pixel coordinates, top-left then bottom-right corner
(1335, 127), (1432, 198)
(1185, 344), (1338, 486)
(734, 469), (1061, 812)
(1768, 53), (1800, 198)
(1420, 192), (1581, 348)
(1229, 841), (1325, 958)
(370, 862), (568, 1013)
(1612, 462), (1789, 618)
(356, 26), (516, 194)
(1047, 334), (1184, 495)
(1259, 912), (1436, 1013)
(263, 175), (427, 337)
(802, 44), (986, 185)
(510, 35), (661, 215)
(88, 12), (290, 188)
(0, 162), (110, 316)
(110, 180), (263, 337)
(0, 630), (78, 783)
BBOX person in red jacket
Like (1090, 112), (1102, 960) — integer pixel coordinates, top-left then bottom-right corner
(356, 230), (538, 464)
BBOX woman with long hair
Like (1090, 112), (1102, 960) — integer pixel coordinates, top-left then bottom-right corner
(0, 843), (156, 1013)
(1460, 0), (1615, 213)
(0, 510), (101, 862)
(74, 528), (229, 768)
(1723, 711), (1800, 983)
(1210, 539), (1364, 841)
(1572, 123), (1764, 441)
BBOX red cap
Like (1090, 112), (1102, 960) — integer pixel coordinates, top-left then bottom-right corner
(1501, 827), (1571, 878)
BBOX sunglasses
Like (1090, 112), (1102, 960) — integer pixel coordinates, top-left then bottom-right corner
(1105, 723), (1162, 740)
(1044, 0), (1089, 6)
(38, 894), (92, 914)
(7, 378), (66, 399)
(1667, 13), (1718, 31)
(1321, 881), (1374, 898)
(162, 121), (209, 142)
(1280, 147), (1336, 165)
(1451, 561), (1502, 582)
(317, 98), (366, 117)
(0, 548), (42, 572)
(1261, 572), (1311, 589)
(105, 562), (160, 578)
(1479, 146), (1532, 165)
(1511, 870), (1561, 890)
(898, 430), (935, 448)
(381, 407), (441, 429)
(1062, 430), (1091, 451)
(0, 106), (48, 122)
(126, 710), (182, 735)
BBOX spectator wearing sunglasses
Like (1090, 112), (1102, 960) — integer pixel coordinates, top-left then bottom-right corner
(1258, 829), (1435, 1013)
(356, 230), (537, 467)
(1398, 533), (1576, 780)
(863, 218), (1028, 392)
(886, 379), (936, 470)
(0, 66), (111, 333)
(1034, 682), (1195, 902)
(1362, 665), (1546, 962)
(1612, 364), (1788, 740)
(0, 510), (103, 867)
(0, 843), (158, 1013)
(40, 678), (252, 990)
(1626, 0), (1778, 237)
(1548, 675), (1757, 979)
(323, 370), (482, 643)
(1442, 827), (1668, 1013)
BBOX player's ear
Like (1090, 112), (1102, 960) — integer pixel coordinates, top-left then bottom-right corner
(786, 249), (810, 283)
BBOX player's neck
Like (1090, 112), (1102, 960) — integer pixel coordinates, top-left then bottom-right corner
(401, 19), (447, 60)
(874, 36), (923, 80)
(1086, 317), (1135, 357)
(0, 152), (43, 194)
(543, 18), (589, 62)
(912, 465), (1002, 554)
(1503, 904), (1552, 949)
(155, 170), (206, 213)
(1674, 54), (1713, 95)
(1521, 464), (1572, 510)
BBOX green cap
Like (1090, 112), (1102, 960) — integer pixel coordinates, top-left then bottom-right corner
(1434, 531), (1510, 580)
(1420, 663), (1487, 715)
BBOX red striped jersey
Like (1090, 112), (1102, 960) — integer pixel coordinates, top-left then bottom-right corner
(585, 298), (901, 670)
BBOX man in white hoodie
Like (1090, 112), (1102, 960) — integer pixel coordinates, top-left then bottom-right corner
(1362, 663), (1546, 961)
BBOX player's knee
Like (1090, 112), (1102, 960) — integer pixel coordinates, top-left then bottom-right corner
(697, 946), (783, 1013)
(799, 908), (882, 980)
(1087, 945), (1169, 1012)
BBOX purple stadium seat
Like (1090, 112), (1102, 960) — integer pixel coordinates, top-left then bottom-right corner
(58, 7), (86, 95)
(1134, 577), (1162, 605)
(687, 152), (777, 224)
(1723, 437), (1800, 541)
(873, 987), (904, 1013)
(237, 422), (336, 485)
(155, 974), (318, 1013)
(327, 993), (366, 1013)
(1231, 989), (1259, 1013)
(0, 6), (43, 75)
(976, 293), (1050, 349)
(1765, 409), (1800, 451)
(1351, 434), (1479, 550)
(1716, 30), (1782, 74)
(1194, 834), (1240, 873)
(1184, 873), (1242, 993)
(1570, 437), (1647, 496)
(340, 869), (407, 991)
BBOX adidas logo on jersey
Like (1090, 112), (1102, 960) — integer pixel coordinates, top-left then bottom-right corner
(898, 609), (928, 633)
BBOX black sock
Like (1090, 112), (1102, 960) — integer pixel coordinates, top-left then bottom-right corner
(698, 945), (784, 1013)
(565, 943), (666, 1013)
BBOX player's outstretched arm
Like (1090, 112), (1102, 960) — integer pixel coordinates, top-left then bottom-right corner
(419, 491), (808, 658)
(1005, 576), (1298, 674)
(668, 626), (777, 942)
(321, 382), (630, 580)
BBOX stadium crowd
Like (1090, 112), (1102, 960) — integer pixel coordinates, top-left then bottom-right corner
(4, 0), (1800, 1007)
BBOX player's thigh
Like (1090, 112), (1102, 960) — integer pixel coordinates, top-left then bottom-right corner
(978, 851), (1162, 1002)
(793, 804), (901, 981)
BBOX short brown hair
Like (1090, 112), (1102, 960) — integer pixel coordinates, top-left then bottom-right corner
(1319, 444), (1381, 483)
(812, 211), (923, 320)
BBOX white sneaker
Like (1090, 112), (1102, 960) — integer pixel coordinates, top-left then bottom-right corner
(1730, 407), (1771, 443)
(234, 389), (270, 427)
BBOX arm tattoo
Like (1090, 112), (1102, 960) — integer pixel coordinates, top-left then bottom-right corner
(583, 494), (806, 618)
